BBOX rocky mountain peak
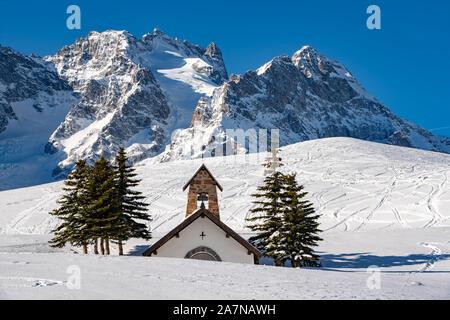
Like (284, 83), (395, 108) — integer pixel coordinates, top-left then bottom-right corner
(1, 31), (449, 190)
(139, 29), (228, 82)
(0, 45), (74, 127)
(205, 42), (222, 60)
(256, 54), (294, 76)
(42, 28), (230, 173)
(157, 44), (450, 161)
(152, 27), (164, 36)
(292, 45), (317, 57)
(291, 45), (334, 78)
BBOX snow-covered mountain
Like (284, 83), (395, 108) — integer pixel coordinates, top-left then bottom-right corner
(0, 29), (449, 190)
(0, 45), (78, 189)
(45, 29), (227, 174)
(159, 46), (450, 161)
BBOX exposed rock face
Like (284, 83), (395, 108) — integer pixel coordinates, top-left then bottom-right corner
(0, 30), (449, 189)
(0, 46), (75, 135)
(159, 46), (450, 160)
(45, 29), (228, 172)
(202, 42), (228, 84)
(45, 31), (170, 171)
(0, 46), (79, 190)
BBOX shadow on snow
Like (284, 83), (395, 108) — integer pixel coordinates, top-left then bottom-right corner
(319, 251), (450, 271)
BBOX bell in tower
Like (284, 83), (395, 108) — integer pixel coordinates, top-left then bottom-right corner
(197, 193), (208, 209)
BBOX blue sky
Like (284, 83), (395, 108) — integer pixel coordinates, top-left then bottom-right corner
(1, 0), (449, 136)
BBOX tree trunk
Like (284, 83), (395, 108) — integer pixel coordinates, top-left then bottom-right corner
(105, 238), (110, 255)
(291, 257), (297, 268)
(100, 238), (105, 255)
(118, 240), (123, 256)
(94, 238), (99, 255)
(82, 244), (88, 254)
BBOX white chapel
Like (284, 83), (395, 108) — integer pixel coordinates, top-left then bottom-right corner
(142, 164), (262, 264)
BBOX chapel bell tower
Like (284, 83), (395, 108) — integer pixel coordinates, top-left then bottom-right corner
(182, 164), (223, 218)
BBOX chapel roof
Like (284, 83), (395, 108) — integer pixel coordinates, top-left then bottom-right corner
(142, 207), (262, 261)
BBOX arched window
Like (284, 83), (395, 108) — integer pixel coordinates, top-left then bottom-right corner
(184, 246), (222, 261)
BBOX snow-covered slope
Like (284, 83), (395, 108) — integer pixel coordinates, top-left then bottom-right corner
(1, 137), (449, 235)
(1, 137), (450, 299)
(45, 29), (227, 174)
(0, 46), (79, 190)
(159, 46), (450, 161)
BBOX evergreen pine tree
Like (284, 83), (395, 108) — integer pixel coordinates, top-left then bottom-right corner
(111, 148), (151, 255)
(85, 156), (117, 255)
(49, 160), (92, 253)
(246, 171), (286, 266)
(279, 173), (322, 267)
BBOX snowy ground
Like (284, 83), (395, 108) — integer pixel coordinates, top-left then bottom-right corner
(0, 228), (449, 300)
(0, 137), (449, 299)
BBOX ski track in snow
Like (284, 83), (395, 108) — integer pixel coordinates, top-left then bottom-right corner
(423, 171), (447, 228)
(354, 173), (398, 231)
(391, 207), (408, 228)
(403, 241), (447, 288)
(1, 138), (450, 235)
(419, 242), (442, 272)
(0, 276), (65, 288)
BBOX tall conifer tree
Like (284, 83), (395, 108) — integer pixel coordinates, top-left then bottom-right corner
(247, 146), (322, 267)
(49, 160), (92, 253)
(111, 148), (151, 255)
(86, 156), (116, 255)
(246, 171), (286, 265)
(279, 173), (322, 267)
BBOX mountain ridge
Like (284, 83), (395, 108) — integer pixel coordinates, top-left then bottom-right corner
(0, 28), (449, 190)
(158, 44), (450, 161)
